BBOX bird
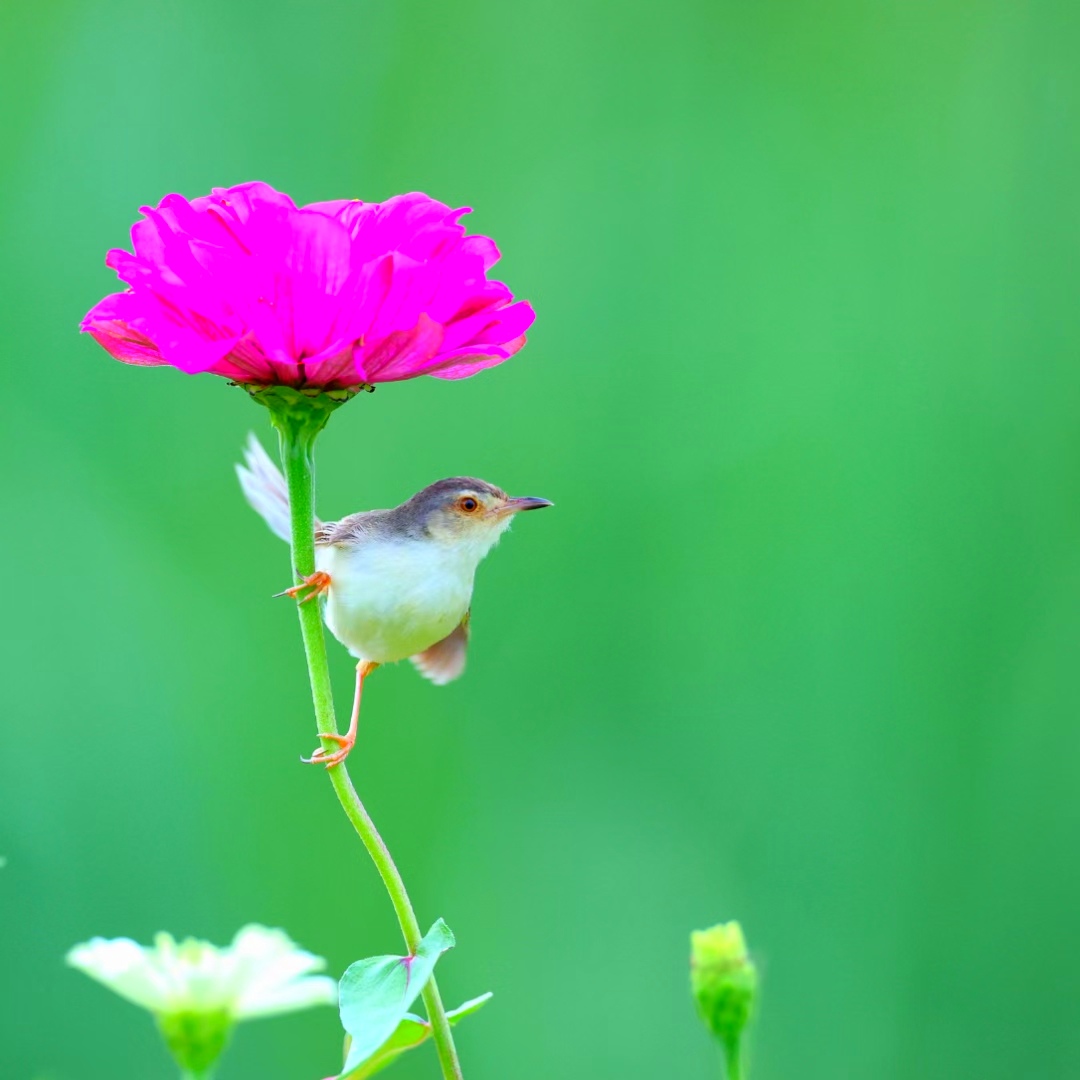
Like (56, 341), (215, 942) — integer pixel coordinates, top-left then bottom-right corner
(236, 434), (552, 767)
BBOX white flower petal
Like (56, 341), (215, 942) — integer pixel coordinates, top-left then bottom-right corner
(68, 926), (335, 1023)
(235, 974), (338, 1019)
(225, 925), (326, 998)
(66, 938), (172, 1012)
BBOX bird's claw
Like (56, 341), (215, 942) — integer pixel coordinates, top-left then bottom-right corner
(302, 732), (355, 769)
(275, 571), (331, 603)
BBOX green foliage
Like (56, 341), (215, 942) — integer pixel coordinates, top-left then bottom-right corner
(342, 993), (493, 1079)
(338, 920), (455, 1076)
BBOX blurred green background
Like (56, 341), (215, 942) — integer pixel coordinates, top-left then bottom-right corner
(2, 1), (1078, 1077)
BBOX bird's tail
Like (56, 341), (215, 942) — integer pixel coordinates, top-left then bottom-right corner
(236, 433), (308, 543)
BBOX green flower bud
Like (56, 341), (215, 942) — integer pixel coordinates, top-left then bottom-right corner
(690, 921), (757, 1077)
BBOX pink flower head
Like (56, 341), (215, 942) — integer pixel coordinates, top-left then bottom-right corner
(82, 182), (535, 388)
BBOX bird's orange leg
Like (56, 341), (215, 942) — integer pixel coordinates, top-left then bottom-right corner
(275, 570), (331, 604)
(302, 660), (379, 769)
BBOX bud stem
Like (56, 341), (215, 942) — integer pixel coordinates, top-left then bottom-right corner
(725, 1042), (744, 1080)
(255, 389), (463, 1080)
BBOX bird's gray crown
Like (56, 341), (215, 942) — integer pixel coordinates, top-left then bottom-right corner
(403, 477), (508, 516)
(398, 477), (509, 536)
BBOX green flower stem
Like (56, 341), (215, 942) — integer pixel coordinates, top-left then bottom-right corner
(257, 387), (463, 1080)
(726, 1045), (743, 1080)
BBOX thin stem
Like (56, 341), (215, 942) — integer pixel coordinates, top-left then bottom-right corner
(273, 413), (463, 1080)
(724, 1039), (743, 1080)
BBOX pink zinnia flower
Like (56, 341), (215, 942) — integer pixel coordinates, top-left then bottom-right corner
(82, 182), (535, 389)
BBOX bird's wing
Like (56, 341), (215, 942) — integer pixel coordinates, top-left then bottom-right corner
(324, 509), (397, 545)
(236, 433), (328, 543)
(314, 520), (338, 545)
(411, 612), (470, 686)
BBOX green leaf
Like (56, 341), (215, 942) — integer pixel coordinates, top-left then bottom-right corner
(443, 992), (493, 1023)
(338, 920), (455, 1076)
(342, 993), (493, 1079)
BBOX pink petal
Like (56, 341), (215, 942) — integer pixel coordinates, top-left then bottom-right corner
(83, 181), (533, 388)
(365, 253), (438, 342)
(358, 313), (444, 381)
(441, 299), (535, 352)
(279, 209), (354, 358)
(297, 345), (363, 388)
(193, 182), (298, 227)
(303, 198), (365, 221)
(426, 343), (522, 381)
(137, 301), (244, 374)
(82, 291), (167, 366)
(459, 234), (501, 271)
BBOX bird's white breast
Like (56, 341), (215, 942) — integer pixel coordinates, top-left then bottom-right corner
(315, 537), (477, 663)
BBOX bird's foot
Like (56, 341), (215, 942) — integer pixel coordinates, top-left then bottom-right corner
(301, 731), (355, 769)
(275, 571), (331, 603)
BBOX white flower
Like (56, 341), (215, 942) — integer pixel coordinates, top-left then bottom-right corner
(67, 925), (337, 1021)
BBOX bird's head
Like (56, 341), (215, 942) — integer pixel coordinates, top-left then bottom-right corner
(404, 477), (552, 556)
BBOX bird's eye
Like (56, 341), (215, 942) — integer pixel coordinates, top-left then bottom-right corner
(459, 496), (480, 513)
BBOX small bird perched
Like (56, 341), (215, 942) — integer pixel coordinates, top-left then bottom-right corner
(237, 435), (551, 767)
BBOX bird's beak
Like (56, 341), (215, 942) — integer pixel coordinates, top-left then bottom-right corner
(497, 496), (554, 517)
